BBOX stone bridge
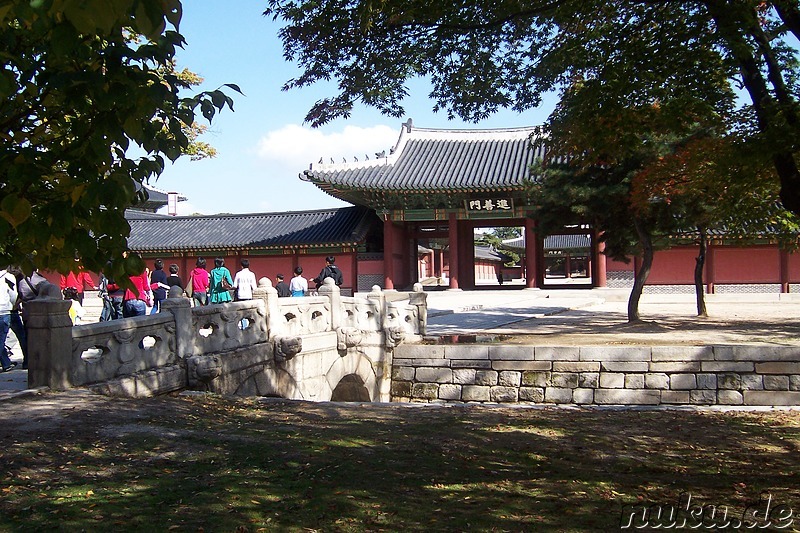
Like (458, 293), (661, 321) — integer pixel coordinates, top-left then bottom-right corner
(26, 279), (427, 401)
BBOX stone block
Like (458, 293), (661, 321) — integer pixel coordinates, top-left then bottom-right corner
(490, 386), (519, 403)
(391, 381), (412, 397)
(411, 383), (439, 400)
(402, 359), (450, 367)
(599, 373), (625, 389)
(553, 362), (600, 373)
(741, 374), (764, 390)
(438, 384), (462, 400)
(544, 387), (573, 403)
(392, 366), (415, 381)
(522, 371), (550, 388)
(715, 345), (800, 361)
(580, 346), (650, 362)
(651, 345), (712, 362)
(462, 385), (490, 402)
(452, 368), (477, 385)
(451, 360), (492, 369)
(443, 345), (488, 360)
(534, 346), (580, 361)
(717, 373), (742, 390)
(594, 389), (661, 405)
(493, 360), (551, 371)
(489, 345), (535, 360)
(416, 367), (453, 384)
(701, 361), (754, 372)
(475, 370), (498, 386)
(697, 374), (717, 390)
(717, 390), (744, 405)
(395, 344), (445, 359)
(661, 391), (690, 404)
(498, 371), (521, 387)
(791, 375), (800, 391)
(518, 387), (544, 402)
(579, 372), (599, 388)
(670, 374), (697, 390)
(744, 391), (800, 406)
(649, 362), (701, 373)
(644, 373), (669, 390)
(764, 375), (790, 391)
(690, 390), (716, 404)
(601, 362), (649, 373)
(756, 362), (800, 374)
(550, 372), (578, 388)
(572, 388), (594, 405)
(624, 374), (645, 389)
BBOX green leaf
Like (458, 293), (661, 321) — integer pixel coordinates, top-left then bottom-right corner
(0, 195), (31, 228)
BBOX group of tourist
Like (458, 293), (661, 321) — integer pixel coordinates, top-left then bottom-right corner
(1, 265), (49, 372)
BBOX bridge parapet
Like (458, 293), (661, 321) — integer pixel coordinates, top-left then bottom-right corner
(26, 279), (428, 400)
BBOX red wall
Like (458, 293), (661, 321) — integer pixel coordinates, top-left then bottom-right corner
(712, 246), (780, 283)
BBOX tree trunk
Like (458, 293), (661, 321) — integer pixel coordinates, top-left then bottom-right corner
(694, 226), (708, 317)
(628, 218), (654, 323)
(703, 0), (800, 216)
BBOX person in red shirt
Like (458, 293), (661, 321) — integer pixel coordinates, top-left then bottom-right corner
(189, 257), (210, 307)
(107, 270), (151, 318)
(59, 259), (96, 305)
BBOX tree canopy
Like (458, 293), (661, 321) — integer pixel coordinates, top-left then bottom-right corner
(0, 0), (238, 279)
(265, 0), (800, 215)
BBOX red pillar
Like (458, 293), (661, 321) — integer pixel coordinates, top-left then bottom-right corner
(524, 218), (538, 288)
(705, 243), (715, 294)
(384, 219), (395, 290)
(594, 235), (607, 288)
(780, 248), (790, 293)
(448, 213), (460, 290)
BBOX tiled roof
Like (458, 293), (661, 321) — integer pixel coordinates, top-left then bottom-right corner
(126, 206), (377, 253)
(474, 245), (512, 263)
(502, 234), (591, 251)
(302, 121), (545, 194)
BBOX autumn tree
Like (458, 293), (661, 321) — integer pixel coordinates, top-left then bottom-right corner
(0, 0), (238, 279)
(265, 0), (800, 215)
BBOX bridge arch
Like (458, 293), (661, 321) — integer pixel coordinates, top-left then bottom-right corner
(235, 366), (300, 398)
(324, 352), (380, 402)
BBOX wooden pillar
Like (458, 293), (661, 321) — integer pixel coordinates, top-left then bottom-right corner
(448, 212), (460, 290)
(524, 218), (538, 288)
(780, 248), (790, 293)
(351, 248), (359, 294)
(593, 234), (607, 288)
(705, 243), (715, 294)
(383, 218), (395, 290)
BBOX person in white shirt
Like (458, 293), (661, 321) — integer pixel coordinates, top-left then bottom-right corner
(0, 267), (19, 371)
(289, 266), (308, 297)
(233, 259), (257, 300)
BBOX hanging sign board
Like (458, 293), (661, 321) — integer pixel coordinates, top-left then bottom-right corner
(464, 198), (514, 213)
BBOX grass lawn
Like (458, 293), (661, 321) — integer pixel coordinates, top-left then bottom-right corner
(1, 394), (799, 531)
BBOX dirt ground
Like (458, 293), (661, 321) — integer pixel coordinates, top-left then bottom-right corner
(497, 300), (800, 346)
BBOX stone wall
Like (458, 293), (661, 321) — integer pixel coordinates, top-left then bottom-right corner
(391, 344), (800, 406)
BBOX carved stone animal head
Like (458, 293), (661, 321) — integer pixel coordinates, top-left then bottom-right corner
(274, 336), (303, 363)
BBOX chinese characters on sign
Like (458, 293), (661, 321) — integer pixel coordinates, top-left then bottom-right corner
(465, 198), (514, 212)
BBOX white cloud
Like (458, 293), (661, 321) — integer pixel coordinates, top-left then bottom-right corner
(256, 123), (399, 167)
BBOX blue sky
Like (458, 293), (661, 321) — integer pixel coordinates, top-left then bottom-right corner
(156, 1), (555, 216)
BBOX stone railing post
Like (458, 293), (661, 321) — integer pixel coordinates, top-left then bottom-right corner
(161, 286), (194, 360)
(253, 277), (280, 338)
(25, 282), (73, 390)
(317, 277), (342, 330)
(366, 285), (385, 331)
(409, 282), (428, 335)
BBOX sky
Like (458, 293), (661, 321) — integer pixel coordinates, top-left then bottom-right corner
(156, 1), (555, 216)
